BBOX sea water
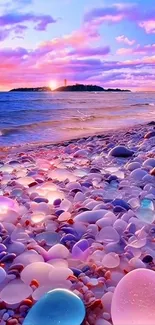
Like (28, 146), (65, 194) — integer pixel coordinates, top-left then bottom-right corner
(0, 91), (154, 147)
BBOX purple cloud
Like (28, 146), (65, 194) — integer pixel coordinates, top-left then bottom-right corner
(68, 46), (110, 57)
(84, 3), (155, 34)
(0, 12), (57, 31)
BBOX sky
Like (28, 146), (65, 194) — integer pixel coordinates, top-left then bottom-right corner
(0, 0), (155, 91)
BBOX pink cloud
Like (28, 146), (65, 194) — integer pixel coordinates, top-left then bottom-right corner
(117, 44), (155, 56)
(84, 3), (155, 34)
(139, 20), (155, 34)
(116, 35), (135, 46)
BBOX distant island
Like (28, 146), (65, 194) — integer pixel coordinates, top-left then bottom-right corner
(10, 84), (131, 92)
(10, 87), (51, 92)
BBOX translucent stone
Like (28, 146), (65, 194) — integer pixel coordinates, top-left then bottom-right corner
(49, 267), (73, 282)
(135, 207), (155, 224)
(98, 227), (120, 244)
(0, 267), (6, 283)
(130, 169), (147, 181)
(74, 210), (108, 223)
(31, 202), (50, 215)
(129, 257), (146, 269)
(0, 209), (19, 223)
(17, 176), (35, 186)
(24, 289), (85, 325)
(7, 241), (25, 255)
(46, 191), (64, 204)
(11, 228), (30, 242)
(48, 259), (68, 268)
(128, 234), (146, 248)
(47, 244), (69, 260)
(128, 198), (140, 209)
(74, 192), (85, 202)
(58, 212), (71, 222)
(126, 162), (141, 171)
(36, 232), (60, 246)
(13, 251), (44, 266)
(31, 213), (47, 224)
(140, 198), (154, 210)
(102, 253), (120, 268)
(101, 292), (113, 314)
(111, 269), (155, 325)
(48, 169), (76, 182)
(60, 199), (72, 212)
(21, 262), (53, 286)
(32, 281), (72, 301)
(0, 280), (33, 304)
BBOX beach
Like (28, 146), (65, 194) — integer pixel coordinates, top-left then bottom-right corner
(0, 120), (155, 324)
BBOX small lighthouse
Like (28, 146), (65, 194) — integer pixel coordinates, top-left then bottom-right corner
(64, 79), (67, 87)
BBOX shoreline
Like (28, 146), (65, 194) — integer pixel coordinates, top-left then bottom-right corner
(0, 120), (154, 157)
(0, 120), (155, 324)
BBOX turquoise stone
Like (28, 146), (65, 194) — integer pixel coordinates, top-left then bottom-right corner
(140, 198), (154, 210)
(23, 289), (86, 325)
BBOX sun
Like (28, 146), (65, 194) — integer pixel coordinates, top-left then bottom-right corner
(49, 80), (58, 90)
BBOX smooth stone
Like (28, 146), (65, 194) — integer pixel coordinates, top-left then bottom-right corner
(144, 131), (155, 139)
(23, 289), (85, 325)
(112, 199), (130, 210)
(130, 168), (148, 181)
(109, 146), (133, 158)
(135, 207), (155, 224)
(143, 158), (155, 168)
(21, 262), (53, 286)
(13, 251), (44, 267)
(36, 232), (60, 246)
(7, 242), (25, 255)
(102, 252), (120, 268)
(49, 267), (73, 282)
(140, 198), (154, 210)
(0, 280), (33, 304)
(74, 210), (108, 223)
(111, 269), (155, 325)
(0, 267), (6, 283)
(73, 149), (88, 158)
(126, 162), (141, 171)
(98, 226), (120, 244)
(47, 244), (69, 260)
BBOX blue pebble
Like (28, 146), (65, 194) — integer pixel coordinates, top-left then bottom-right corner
(71, 268), (82, 277)
(23, 289), (85, 325)
(82, 266), (90, 273)
(55, 210), (65, 217)
(112, 199), (130, 210)
(60, 234), (77, 245)
(61, 227), (78, 237)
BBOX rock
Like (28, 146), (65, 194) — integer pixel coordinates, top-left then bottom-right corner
(144, 131), (155, 139)
(150, 168), (155, 176)
(109, 146), (133, 158)
(112, 199), (130, 211)
(74, 210), (108, 223)
(143, 158), (155, 168)
(130, 168), (148, 181)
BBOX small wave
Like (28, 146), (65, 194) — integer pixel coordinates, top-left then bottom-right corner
(131, 103), (154, 107)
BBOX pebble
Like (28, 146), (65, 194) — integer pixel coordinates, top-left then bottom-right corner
(109, 146), (133, 157)
(0, 123), (154, 325)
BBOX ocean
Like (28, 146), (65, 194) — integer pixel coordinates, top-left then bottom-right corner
(0, 91), (154, 147)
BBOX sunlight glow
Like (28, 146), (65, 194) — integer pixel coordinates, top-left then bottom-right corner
(49, 80), (58, 90)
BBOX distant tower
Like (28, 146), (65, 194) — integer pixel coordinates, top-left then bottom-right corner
(64, 79), (67, 87)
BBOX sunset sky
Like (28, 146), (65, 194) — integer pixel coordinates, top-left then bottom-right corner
(0, 0), (155, 91)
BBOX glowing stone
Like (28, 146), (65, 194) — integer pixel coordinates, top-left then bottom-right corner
(111, 269), (155, 325)
(0, 280), (33, 304)
(23, 289), (85, 325)
(21, 262), (53, 286)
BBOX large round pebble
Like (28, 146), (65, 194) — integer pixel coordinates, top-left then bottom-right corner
(23, 289), (85, 325)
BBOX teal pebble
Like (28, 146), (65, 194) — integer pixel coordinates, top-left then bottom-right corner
(23, 289), (86, 325)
